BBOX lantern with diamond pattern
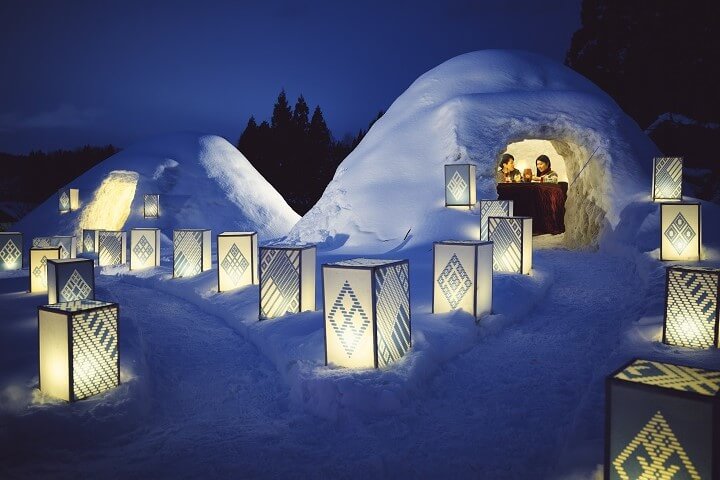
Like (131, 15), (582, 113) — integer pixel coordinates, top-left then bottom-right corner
(217, 232), (258, 292)
(47, 258), (95, 304)
(259, 244), (315, 319)
(144, 194), (160, 218)
(38, 299), (119, 402)
(605, 358), (720, 479)
(0, 232), (22, 270)
(130, 228), (160, 271)
(98, 231), (127, 267)
(445, 164), (477, 208)
(29, 247), (61, 293)
(82, 229), (101, 254)
(433, 241), (493, 319)
(652, 157), (683, 202)
(323, 258), (411, 369)
(33, 236), (77, 259)
(660, 202), (701, 261)
(488, 216), (532, 274)
(173, 229), (211, 278)
(58, 188), (79, 213)
(663, 266), (719, 349)
(479, 200), (513, 241)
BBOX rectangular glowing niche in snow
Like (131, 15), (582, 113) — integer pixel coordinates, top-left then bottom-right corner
(58, 188), (79, 213)
(488, 216), (532, 274)
(144, 194), (160, 218)
(433, 241), (493, 319)
(33, 236), (77, 259)
(38, 300), (119, 402)
(445, 164), (477, 208)
(47, 258), (95, 304)
(605, 358), (720, 479)
(323, 258), (411, 369)
(663, 266), (719, 349)
(82, 229), (100, 254)
(660, 202), (701, 261)
(217, 232), (258, 292)
(0, 232), (22, 270)
(29, 247), (61, 293)
(130, 228), (160, 271)
(98, 231), (127, 267)
(259, 244), (315, 320)
(479, 200), (513, 241)
(652, 157), (683, 202)
(173, 229), (211, 278)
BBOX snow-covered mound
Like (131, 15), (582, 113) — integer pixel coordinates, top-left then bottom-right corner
(14, 133), (300, 242)
(290, 50), (660, 251)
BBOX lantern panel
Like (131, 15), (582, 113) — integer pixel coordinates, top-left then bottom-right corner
(47, 258), (95, 304)
(82, 229), (100, 254)
(33, 236), (77, 259)
(652, 157), (683, 202)
(488, 216), (532, 274)
(479, 200), (513, 241)
(130, 228), (160, 271)
(0, 232), (23, 270)
(98, 231), (128, 267)
(217, 232), (258, 292)
(663, 267), (719, 349)
(29, 247), (62, 293)
(445, 164), (477, 207)
(259, 244), (316, 319)
(433, 241), (493, 318)
(173, 229), (211, 278)
(144, 194), (160, 218)
(58, 188), (79, 213)
(606, 359), (720, 479)
(660, 203), (701, 261)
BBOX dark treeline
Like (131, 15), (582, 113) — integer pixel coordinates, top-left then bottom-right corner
(238, 89), (383, 214)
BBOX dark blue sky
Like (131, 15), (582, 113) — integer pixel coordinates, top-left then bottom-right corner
(0, 0), (581, 154)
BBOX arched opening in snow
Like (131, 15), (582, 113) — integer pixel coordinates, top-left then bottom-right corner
(77, 170), (139, 238)
(501, 139), (569, 183)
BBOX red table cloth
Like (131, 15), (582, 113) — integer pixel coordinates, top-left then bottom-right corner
(496, 183), (566, 235)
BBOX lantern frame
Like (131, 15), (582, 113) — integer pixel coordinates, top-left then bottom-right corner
(217, 231), (258, 292)
(0, 232), (23, 271)
(660, 202), (701, 261)
(444, 164), (477, 208)
(258, 244), (316, 320)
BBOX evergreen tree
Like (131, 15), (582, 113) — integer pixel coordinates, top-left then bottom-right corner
(293, 95), (310, 133)
(271, 89), (293, 130)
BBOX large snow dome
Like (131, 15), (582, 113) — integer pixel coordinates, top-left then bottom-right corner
(15, 133), (300, 242)
(290, 50), (660, 251)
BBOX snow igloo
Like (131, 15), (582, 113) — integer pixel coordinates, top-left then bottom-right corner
(290, 50), (660, 252)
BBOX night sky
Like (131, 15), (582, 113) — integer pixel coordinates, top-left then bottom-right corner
(0, 0), (581, 154)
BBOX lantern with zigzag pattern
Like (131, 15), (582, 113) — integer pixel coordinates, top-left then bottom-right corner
(217, 232), (258, 292)
(0, 232), (22, 270)
(259, 244), (315, 319)
(433, 241), (493, 319)
(445, 164), (476, 208)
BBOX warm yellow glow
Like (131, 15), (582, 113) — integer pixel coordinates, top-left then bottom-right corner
(78, 171), (139, 238)
(501, 139), (568, 182)
(39, 310), (70, 401)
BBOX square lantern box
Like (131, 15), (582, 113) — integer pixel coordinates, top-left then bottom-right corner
(98, 231), (127, 267)
(33, 236), (77, 259)
(660, 202), (701, 261)
(130, 228), (161, 271)
(217, 232), (258, 292)
(652, 157), (683, 202)
(479, 200), (514, 241)
(323, 259), (411, 369)
(0, 232), (23, 270)
(47, 258), (95, 304)
(445, 164), (477, 208)
(38, 300), (119, 402)
(488, 216), (532, 274)
(144, 194), (160, 218)
(663, 266), (719, 349)
(259, 244), (315, 320)
(82, 229), (101, 254)
(58, 188), (79, 213)
(29, 247), (62, 293)
(173, 229), (211, 278)
(605, 358), (720, 479)
(433, 241), (493, 319)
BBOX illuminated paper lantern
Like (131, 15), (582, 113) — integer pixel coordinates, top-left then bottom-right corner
(58, 188), (79, 213)
(82, 229), (100, 254)
(29, 247), (61, 293)
(38, 299), (119, 402)
(259, 244), (315, 319)
(98, 231), (128, 267)
(479, 200), (513, 241)
(323, 258), (411, 368)
(660, 202), (701, 261)
(652, 157), (683, 202)
(33, 236), (77, 259)
(433, 241), (493, 318)
(130, 228), (160, 271)
(144, 194), (160, 218)
(488, 216), (532, 274)
(173, 229), (211, 278)
(217, 232), (258, 292)
(605, 358), (720, 479)
(47, 258), (95, 304)
(663, 266), (719, 349)
(445, 164), (477, 208)
(0, 232), (23, 270)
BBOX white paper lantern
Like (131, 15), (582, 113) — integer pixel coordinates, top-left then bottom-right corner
(323, 258), (411, 369)
(98, 231), (128, 267)
(47, 258), (95, 304)
(217, 232), (258, 292)
(58, 188), (79, 213)
(660, 202), (701, 261)
(38, 299), (119, 401)
(445, 164), (477, 208)
(652, 157), (683, 202)
(663, 266), (719, 349)
(173, 229), (211, 278)
(33, 236), (77, 259)
(130, 228), (160, 271)
(433, 241), (493, 318)
(29, 247), (62, 293)
(259, 244), (315, 319)
(0, 232), (23, 270)
(144, 194), (160, 218)
(479, 200), (513, 241)
(488, 216), (532, 274)
(82, 229), (101, 254)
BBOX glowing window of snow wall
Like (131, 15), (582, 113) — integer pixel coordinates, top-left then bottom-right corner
(652, 157), (683, 202)
(663, 266), (719, 349)
(500, 139), (568, 182)
(433, 241), (493, 319)
(77, 171), (138, 238)
(660, 203), (701, 261)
